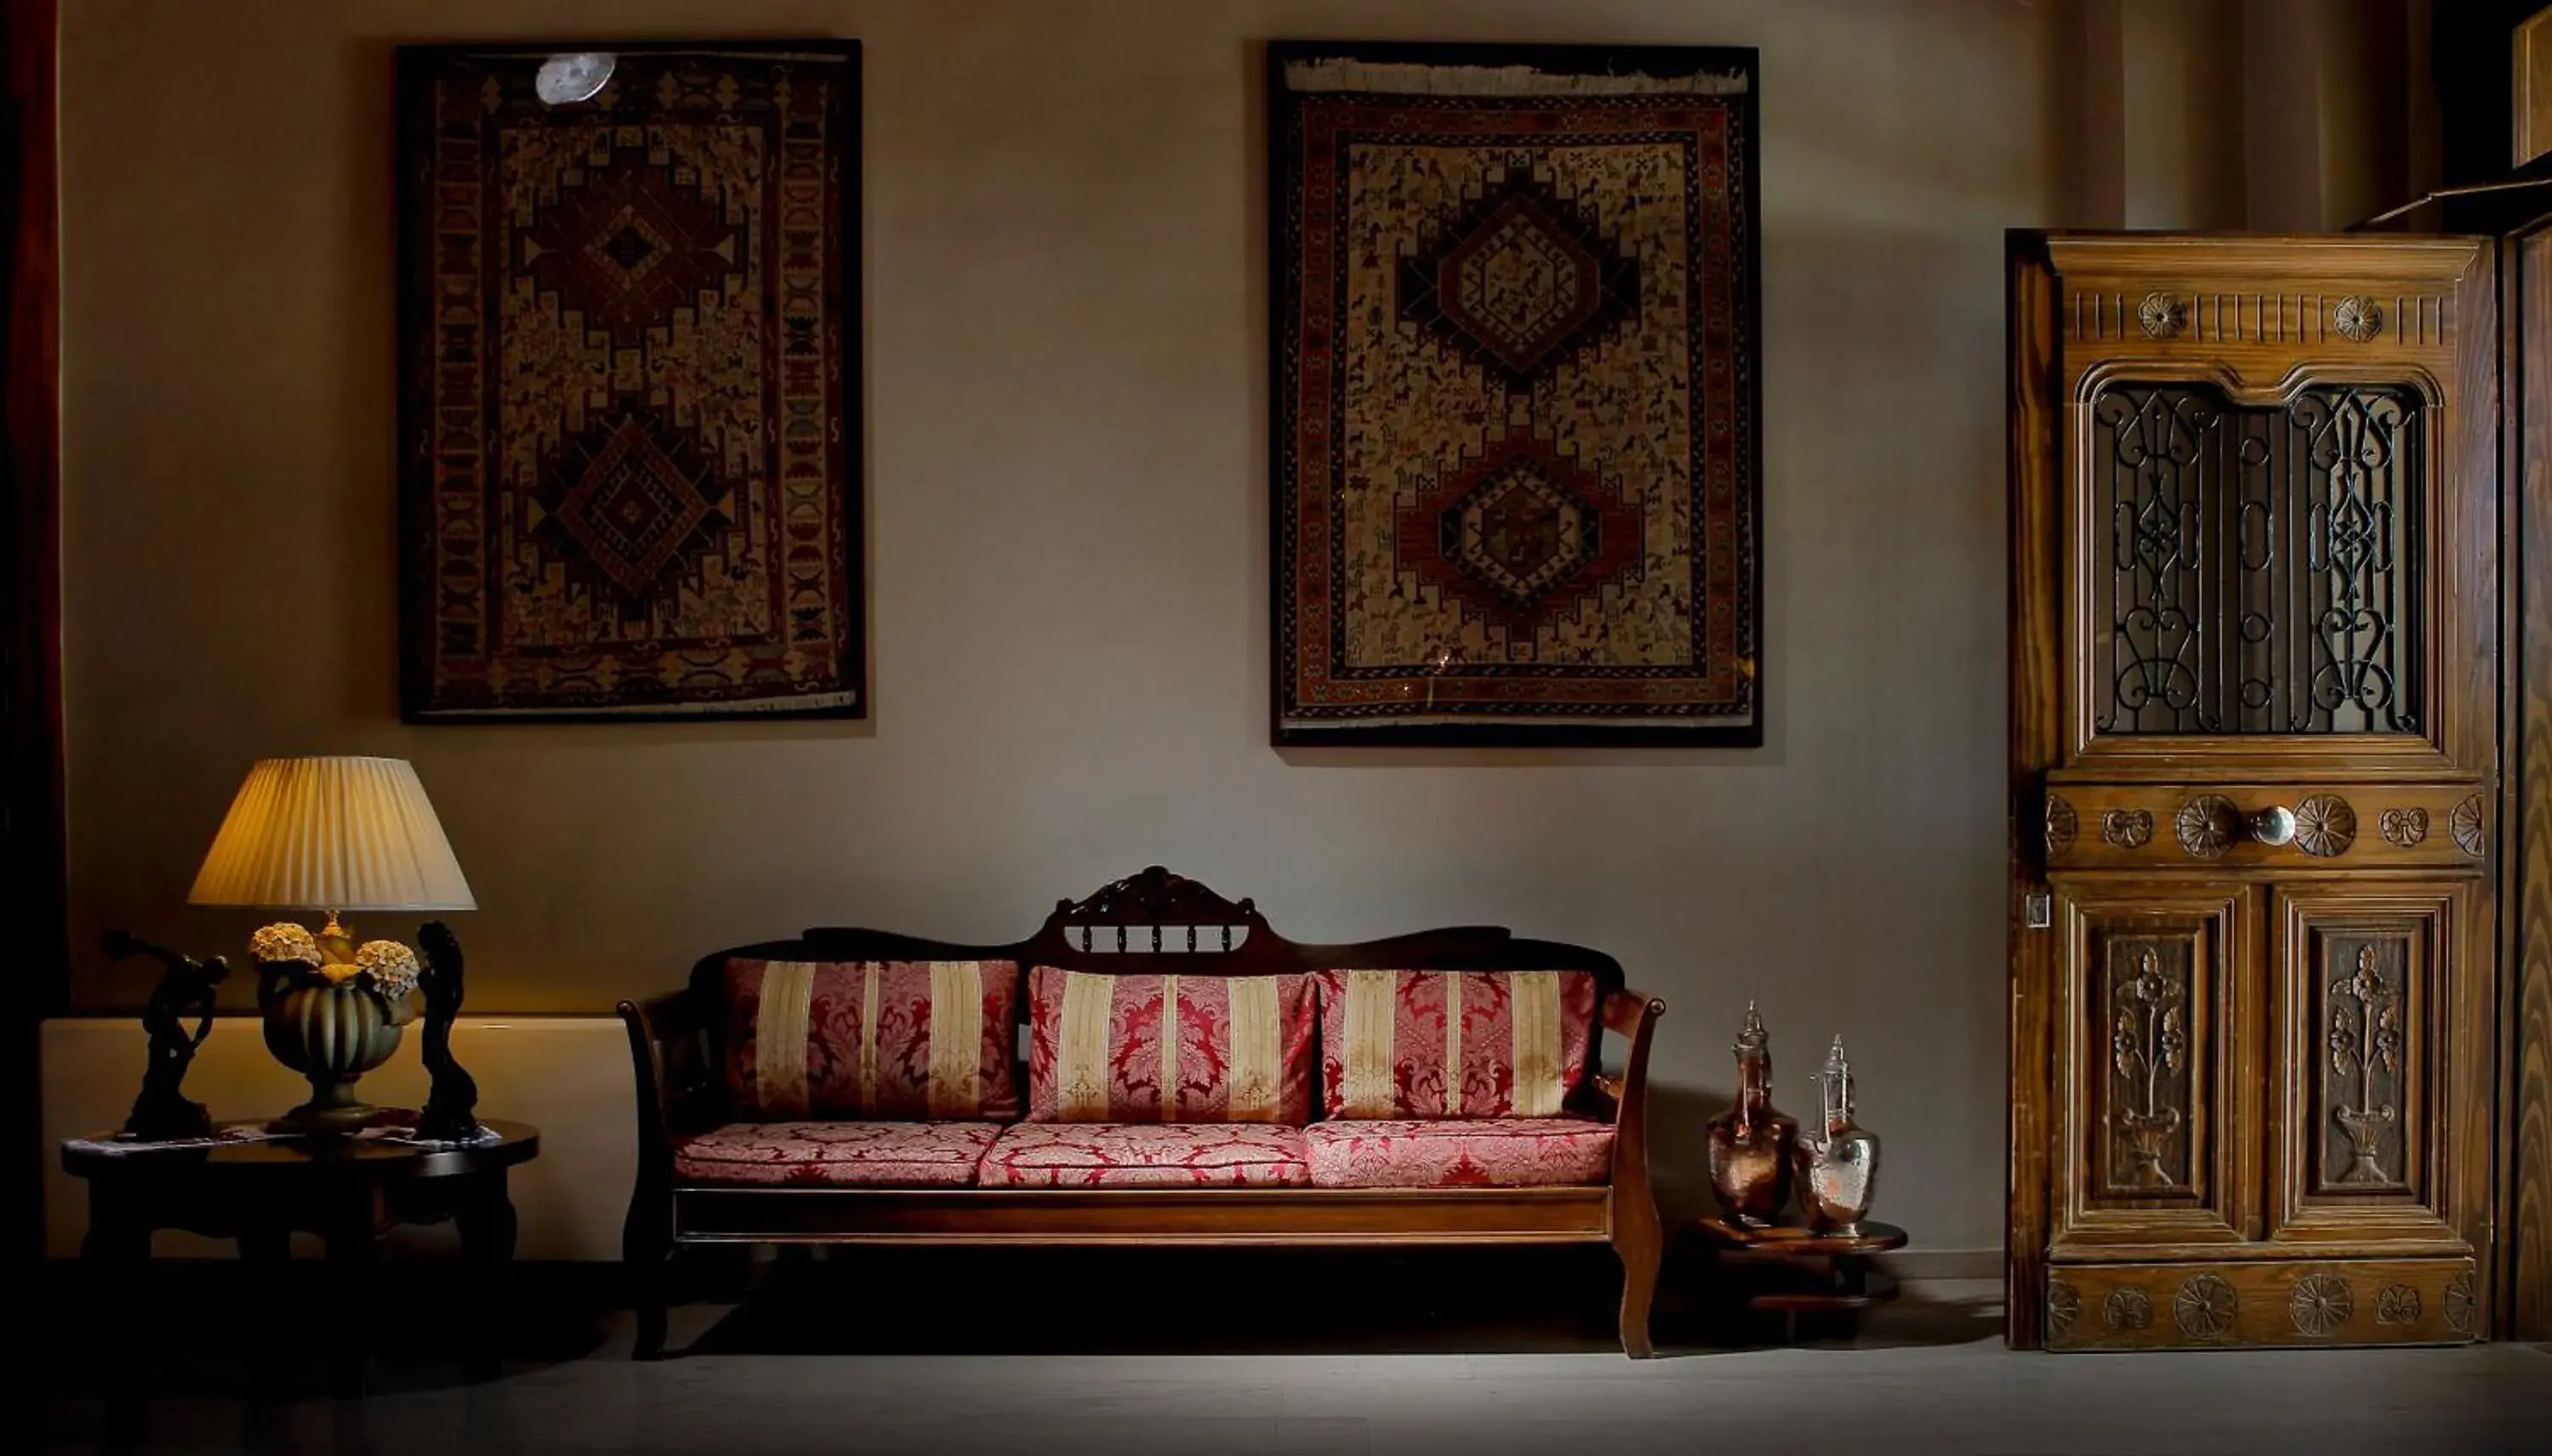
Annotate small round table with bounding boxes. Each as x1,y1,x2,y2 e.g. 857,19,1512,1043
63,1120,539,1387
1695,1216,1907,1342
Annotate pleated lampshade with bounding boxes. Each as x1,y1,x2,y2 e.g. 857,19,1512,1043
187,757,476,912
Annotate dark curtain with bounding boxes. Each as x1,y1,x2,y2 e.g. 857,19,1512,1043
1,0,62,1267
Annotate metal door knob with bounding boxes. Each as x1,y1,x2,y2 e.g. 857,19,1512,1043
2248,805,2298,846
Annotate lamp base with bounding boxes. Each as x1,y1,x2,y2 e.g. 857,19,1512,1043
268,1077,379,1135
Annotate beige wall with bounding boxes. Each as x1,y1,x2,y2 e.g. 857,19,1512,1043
59,0,2061,1254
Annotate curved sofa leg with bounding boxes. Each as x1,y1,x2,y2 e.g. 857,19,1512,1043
1614,1215,1662,1358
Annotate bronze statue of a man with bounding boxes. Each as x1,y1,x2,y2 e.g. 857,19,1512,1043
104,930,229,1140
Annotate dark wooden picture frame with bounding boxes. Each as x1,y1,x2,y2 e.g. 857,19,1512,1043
396,41,866,723
1268,39,1763,747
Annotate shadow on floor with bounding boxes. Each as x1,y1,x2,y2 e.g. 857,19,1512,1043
671,1244,2000,1359
35,1243,2001,1397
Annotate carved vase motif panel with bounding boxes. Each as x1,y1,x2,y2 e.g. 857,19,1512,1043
2091,931,2207,1201
2312,931,2422,1198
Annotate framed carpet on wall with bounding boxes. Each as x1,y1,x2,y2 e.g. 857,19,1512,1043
397,43,863,721
1269,41,1760,746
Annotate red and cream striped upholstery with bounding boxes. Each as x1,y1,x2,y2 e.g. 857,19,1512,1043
724,958,1020,1121
1301,1117,1616,1188
1310,970,1598,1120
1025,968,1314,1123
977,1122,1312,1188
674,1121,1001,1187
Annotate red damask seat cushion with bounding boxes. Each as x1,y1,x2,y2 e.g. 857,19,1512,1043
976,1122,1311,1188
1301,1117,1616,1189
1311,970,1599,1119
1025,967,1315,1123
674,1121,1002,1187
724,958,1020,1121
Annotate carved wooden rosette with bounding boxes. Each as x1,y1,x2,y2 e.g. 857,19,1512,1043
2287,1273,2354,1336
2173,1273,2239,1341
2448,795,2485,857
2175,795,2242,859
2291,793,2356,858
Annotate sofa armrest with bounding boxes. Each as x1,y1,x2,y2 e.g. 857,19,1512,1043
1592,990,1666,1212
1588,987,1666,1125
618,987,724,1178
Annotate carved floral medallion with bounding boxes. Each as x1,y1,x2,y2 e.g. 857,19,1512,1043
2377,807,2428,849
2101,808,2153,850
2373,1285,2422,1328
2103,1286,2153,1331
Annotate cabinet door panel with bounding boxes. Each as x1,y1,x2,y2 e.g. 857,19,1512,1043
2271,884,2484,1254
2054,882,2257,1250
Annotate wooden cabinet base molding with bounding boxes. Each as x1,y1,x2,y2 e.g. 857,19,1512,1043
2044,1257,2480,1351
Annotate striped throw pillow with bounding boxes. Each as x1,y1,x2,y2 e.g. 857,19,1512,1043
1311,970,1598,1120
725,958,1020,1121
1026,968,1315,1123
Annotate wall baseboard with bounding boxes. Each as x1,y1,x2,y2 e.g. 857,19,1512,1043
1875,1248,1999,1282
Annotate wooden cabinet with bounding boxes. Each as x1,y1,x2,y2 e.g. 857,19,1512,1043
2010,235,2497,1350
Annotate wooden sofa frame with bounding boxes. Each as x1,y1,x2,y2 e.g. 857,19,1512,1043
618,867,1667,1356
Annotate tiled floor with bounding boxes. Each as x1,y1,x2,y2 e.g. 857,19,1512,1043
37,1254,2552,1454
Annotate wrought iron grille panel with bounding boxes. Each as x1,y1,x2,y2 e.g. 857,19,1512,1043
2092,382,2423,736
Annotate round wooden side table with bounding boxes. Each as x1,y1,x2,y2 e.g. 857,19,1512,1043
62,1119,539,1388
1695,1216,1907,1343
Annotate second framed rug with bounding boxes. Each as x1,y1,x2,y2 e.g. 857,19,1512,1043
1269,41,1761,745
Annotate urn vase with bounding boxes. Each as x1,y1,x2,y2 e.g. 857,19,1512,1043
262,979,404,1133
1705,1003,1797,1227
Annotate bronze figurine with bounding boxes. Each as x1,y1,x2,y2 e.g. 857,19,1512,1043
1706,1002,1797,1227
415,920,482,1142
1794,1035,1882,1234
102,931,229,1140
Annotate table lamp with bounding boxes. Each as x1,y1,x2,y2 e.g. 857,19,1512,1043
188,756,475,1132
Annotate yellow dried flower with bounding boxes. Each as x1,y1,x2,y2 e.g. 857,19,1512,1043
355,940,422,1000
248,922,322,967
